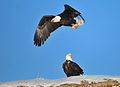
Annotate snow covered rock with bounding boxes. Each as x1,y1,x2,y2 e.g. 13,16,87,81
0,75,120,87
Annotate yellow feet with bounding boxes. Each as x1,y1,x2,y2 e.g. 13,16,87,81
72,24,79,29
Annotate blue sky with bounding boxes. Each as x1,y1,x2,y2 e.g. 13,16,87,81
0,0,120,81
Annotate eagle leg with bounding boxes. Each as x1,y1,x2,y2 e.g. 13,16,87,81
72,24,79,29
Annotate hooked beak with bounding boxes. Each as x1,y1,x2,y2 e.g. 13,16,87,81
69,54,72,57
51,19,55,22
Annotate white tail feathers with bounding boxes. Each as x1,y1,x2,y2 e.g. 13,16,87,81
72,19,84,29
76,19,84,26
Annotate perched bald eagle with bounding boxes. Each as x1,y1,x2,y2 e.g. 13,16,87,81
63,54,84,77
34,4,85,46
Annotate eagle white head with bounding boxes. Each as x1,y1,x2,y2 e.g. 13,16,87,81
66,53,72,61
51,16,61,22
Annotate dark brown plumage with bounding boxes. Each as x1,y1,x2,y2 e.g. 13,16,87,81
34,16,61,46
63,60,84,77
63,54,84,77
34,4,85,46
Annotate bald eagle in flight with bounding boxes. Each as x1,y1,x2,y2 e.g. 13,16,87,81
63,54,84,77
34,4,85,46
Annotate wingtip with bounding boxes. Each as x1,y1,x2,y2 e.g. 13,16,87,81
33,29,42,47
34,41,41,47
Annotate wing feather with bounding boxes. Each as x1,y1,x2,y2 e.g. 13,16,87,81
34,16,62,46
70,61,84,74
59,4,81,18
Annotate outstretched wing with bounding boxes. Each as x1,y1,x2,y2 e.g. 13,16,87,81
59,4,81,18
34,15,62,46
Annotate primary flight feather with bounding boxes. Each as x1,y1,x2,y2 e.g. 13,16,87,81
34,4,85,47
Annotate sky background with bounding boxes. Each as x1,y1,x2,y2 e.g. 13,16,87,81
0,0,120,81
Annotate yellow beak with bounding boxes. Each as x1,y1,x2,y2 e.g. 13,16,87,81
69,54,72,57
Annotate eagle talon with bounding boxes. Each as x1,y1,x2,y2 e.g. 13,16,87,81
72,24,79,29
34,4,85,47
